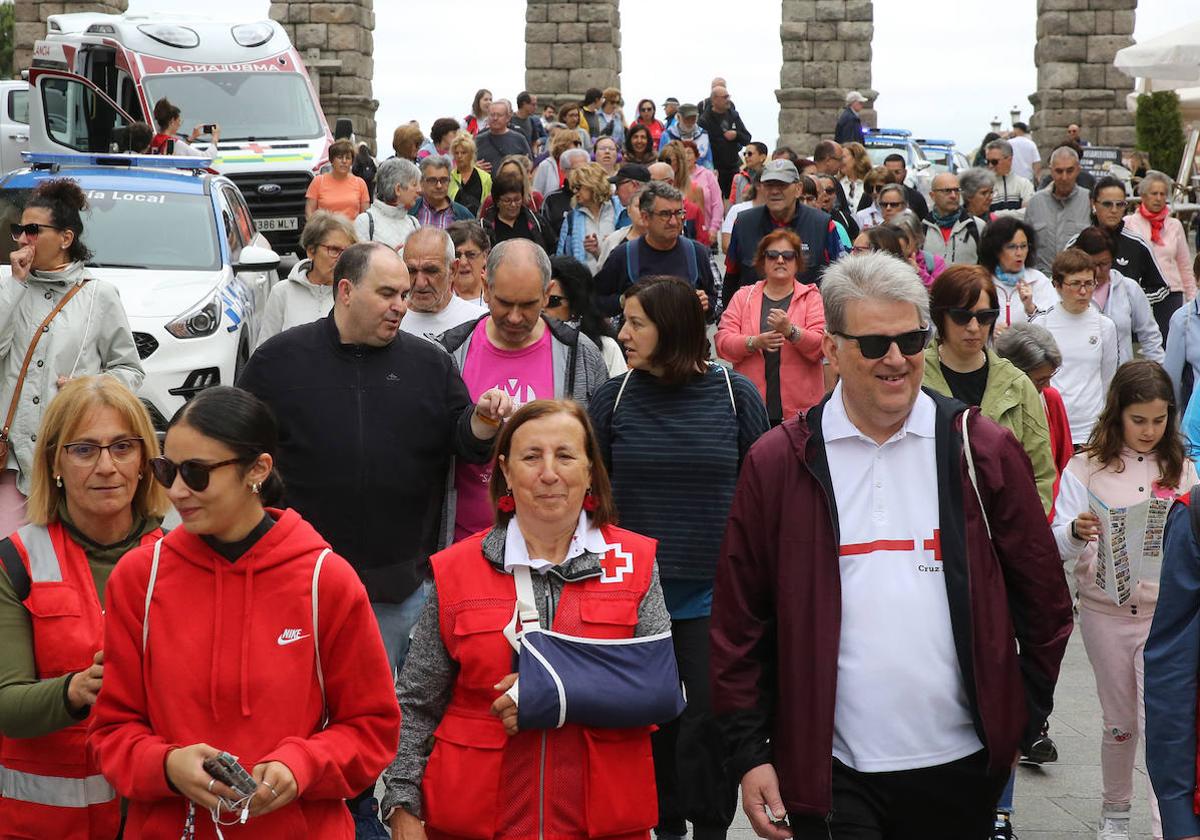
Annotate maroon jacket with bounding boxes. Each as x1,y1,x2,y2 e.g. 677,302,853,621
710,389,1073,817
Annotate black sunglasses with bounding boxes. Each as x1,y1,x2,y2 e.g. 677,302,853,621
942,307,1000,327
764,249,797,261
10,222,62,240
832,327,931,359
547,294,567,308
150,456,246,492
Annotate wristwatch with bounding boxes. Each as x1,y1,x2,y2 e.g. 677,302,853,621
788,324,801,342
746,335,756,352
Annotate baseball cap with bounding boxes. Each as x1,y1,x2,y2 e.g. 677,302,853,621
760,159,800,184
664,97,679,106
610,163,651,184
845,90,868,104
678,103,699,118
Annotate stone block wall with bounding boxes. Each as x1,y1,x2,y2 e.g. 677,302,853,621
12,1,128,76
270,0,378,152
525,0,620,110
1030,0,1136,155
777,0,876,154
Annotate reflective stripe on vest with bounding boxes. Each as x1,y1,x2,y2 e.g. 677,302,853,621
0,765,115,808
16,524,60,582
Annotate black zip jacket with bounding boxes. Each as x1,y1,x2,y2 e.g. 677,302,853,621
236,314,491,603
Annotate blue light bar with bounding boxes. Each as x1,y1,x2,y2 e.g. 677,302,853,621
918,139,956,147
20,151,212,170
867,128,912,137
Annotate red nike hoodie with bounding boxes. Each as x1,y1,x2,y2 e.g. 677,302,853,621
89,508,400,839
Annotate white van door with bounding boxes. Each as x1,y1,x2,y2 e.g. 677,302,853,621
27,68,134,156
1,83,30,174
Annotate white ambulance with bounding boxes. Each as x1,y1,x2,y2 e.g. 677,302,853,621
27,12,334,253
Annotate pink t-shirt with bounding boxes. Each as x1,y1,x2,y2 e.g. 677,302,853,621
454,318,555,540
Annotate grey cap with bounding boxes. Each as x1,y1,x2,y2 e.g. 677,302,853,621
845,90,868,104
678,103,699,118
760,159,800,184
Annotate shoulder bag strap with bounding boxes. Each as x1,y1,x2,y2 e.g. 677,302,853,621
1,280,88,444
512,564,540,631
612,370,634,414
717,363,737,415
0,537,29,602
961,409,992,539
141,537,164,654
312,548,331,726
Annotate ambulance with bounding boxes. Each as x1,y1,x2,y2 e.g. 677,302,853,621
26,12,334,253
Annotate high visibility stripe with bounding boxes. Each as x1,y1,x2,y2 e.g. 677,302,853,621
838,539,916,557
16,524,60,583
0,765,114,808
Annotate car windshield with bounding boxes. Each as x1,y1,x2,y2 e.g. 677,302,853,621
0,186,220,271
142,73,322,141
924,149,953,173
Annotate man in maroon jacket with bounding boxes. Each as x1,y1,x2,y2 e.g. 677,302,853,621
710,252,1073,840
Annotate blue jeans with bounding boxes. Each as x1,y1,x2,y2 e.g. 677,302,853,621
997,767,1016,813
371,580,431,679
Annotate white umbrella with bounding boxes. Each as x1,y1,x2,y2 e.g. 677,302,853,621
1114,19,1200,82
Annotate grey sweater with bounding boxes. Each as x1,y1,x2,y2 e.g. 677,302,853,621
380,523,671,820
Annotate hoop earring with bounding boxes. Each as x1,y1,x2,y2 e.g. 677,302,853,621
55,475,63,488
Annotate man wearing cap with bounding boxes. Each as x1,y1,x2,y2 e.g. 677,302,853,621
611,162,651,230
724,159,845,307
663,98,680,131
835,91,868,144
659,104,713,169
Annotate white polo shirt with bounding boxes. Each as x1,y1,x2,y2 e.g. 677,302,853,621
822,384,982,772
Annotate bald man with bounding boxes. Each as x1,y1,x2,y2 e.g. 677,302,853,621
700,85,752,199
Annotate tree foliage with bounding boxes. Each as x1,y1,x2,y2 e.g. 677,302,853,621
0,2,14,80
1135,90,1186,177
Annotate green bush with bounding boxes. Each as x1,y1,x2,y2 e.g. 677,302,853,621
1135,90,1185,176
0,2,13,80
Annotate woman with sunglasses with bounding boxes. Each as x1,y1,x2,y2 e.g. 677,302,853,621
922,264,1056,513
977,214,1057,334
0,377,165,839
629,99,665,146
1124,172,1195,339
1073,226,1163,365
624,122,658,166
90,386,399,840
257,211,358,349
1,178,142,537
546,255,626,377
590,277,769,840
716,230,826,426
1033,248,1120,448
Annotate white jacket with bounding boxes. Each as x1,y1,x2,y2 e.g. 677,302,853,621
1095,268,1164,365
0,262,143,493
991,268,1057,330
255,259,334,348
354,199,420,252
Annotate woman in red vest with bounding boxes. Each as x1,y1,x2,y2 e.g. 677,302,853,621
0,376,168,839
383,399,672,840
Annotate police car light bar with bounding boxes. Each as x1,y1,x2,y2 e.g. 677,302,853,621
21,151,213,170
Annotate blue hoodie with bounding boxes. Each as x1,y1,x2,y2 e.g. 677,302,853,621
1165,298,1200,460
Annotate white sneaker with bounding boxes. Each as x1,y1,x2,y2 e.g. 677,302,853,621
1097,815,1131,840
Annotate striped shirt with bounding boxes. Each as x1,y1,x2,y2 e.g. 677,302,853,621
587,366,769,582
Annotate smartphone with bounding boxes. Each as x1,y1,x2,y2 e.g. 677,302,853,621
202,124,217,134
202,751,258,798
762,804,790,828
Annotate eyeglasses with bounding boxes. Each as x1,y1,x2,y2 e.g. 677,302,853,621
851,245,872,254
985,158,1003,167
457,248,484,261
832,328,930,359
941,307,1000,327
150,456,247,492
422,176,451,186
1062,279,1098,291
931,187,961,194
822,187,837,195
764,249,797,261
640,106,653,112
648,209,687,221
62,438,143,466
1096,199,1128,210
318,243,345,258
547,294,567,308
497,195,524,206
10,222,63,240
1002,241,1030,252
879,201,905,210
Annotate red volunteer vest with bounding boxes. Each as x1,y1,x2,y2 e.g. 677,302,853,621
0,521,161,840
423,524,659,840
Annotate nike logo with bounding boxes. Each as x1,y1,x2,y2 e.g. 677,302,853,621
277,629,310,646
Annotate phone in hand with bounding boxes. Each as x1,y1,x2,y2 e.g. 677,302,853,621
762,804,790,828
202,751,258,798
202,124,217,135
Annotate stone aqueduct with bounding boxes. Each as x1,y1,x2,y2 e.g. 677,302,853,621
13,0,1139,156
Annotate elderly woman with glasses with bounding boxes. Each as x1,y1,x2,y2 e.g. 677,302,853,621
258,211,359,348
977,215,1057,333
1123,171,1195,338
716,229,827,426
960,166,997,222
478,155,545,219
1033,248,1119,447
448,221,490,306
922,265,1056,513
481,171,554,251
90,386,399,840
0,377,166,839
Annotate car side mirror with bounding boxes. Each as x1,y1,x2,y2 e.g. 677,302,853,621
912,160,932,172
234,245,281,274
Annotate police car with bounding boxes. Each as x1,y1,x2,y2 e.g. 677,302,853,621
0,152,280,428
863,128,934,194
917,139,971,175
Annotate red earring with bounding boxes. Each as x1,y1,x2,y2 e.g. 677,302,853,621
498,492,516,513
583,490,598,511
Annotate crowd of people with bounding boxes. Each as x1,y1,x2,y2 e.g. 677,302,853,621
3,77,1200,840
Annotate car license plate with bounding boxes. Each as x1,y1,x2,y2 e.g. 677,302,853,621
257,217,298,231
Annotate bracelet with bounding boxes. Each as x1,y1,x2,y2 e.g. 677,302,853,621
746,335,756,352
1070,521,1081,541
474,409,501,427
788,324,801,342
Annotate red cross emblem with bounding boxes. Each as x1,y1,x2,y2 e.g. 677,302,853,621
923,530,942,562
246,142,267,154
599,542,633,583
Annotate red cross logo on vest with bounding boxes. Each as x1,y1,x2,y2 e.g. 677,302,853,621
923,530,942,562
599,542,634,583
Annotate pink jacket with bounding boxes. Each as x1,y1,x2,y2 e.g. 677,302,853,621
1125,213,1196,299
690,165,724,237
715,279,825,419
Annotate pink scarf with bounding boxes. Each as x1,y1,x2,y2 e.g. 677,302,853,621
1138,202,1169,244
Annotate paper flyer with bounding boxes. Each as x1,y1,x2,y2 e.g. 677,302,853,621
1088,491,1171,606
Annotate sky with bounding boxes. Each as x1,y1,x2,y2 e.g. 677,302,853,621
106,0,1199,153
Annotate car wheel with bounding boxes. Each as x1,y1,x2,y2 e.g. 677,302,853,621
234,332,250,383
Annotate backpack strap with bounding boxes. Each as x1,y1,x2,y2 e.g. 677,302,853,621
312,548,331,725
961,409,992,539
1188,484,1200,550
141,538,163,654
626,237,640,282
0,537,29,602
685,239,700,285
612,370,634,414
716,363,737,415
